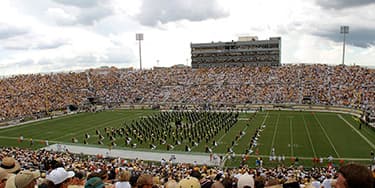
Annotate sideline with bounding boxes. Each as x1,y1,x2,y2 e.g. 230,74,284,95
42,144,217,166
41,144,372,162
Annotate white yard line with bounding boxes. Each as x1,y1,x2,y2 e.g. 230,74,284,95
219,112,268,166
313,113,341,158
363,127,374,137
54,117,128,140
261,112,269,127
289,118,294,156
218,112,268,143
255,111,269,149
270,113,280,154
302,115,317,157
361,125,375,141
338,114,375,150
242,126,249,134
217,131,227,143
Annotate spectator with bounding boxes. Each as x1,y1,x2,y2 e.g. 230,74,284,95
177,177,200,188
0,168,10,188
237,170,254,188
164,179,178,188
46,167,75,188
335,163,373,188
85,177,104,188
115,170,131,188
321,174,333,188
0,65,374,121
5,170,40,188
211,181,224,188
0,157,21,174
1,147,374,188
136,174,153,188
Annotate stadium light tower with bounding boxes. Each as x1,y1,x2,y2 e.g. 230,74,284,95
340,26,349,65
136,33,144,70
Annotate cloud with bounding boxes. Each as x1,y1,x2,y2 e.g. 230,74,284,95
0,58,35,70
314,0,375,9
274,2,375,49
15,59,36,67
49,51,135,72
0,41,136,75
70,45,135,67
51,0,114,25
52,0,101,8
34,39,69,49
314,27,375,48
46,8,77,25
0,23,29,39
137,0,229,26
77,6,113,25
1,34,69,50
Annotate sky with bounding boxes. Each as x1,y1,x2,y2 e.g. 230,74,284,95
0,0,375,75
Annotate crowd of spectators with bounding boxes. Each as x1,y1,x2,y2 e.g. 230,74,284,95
0,147,374,188
0,73,88,121
0,64,374,121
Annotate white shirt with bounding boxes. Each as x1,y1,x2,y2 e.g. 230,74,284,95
115,181,131,188
321,178,332,188
311,180,321,188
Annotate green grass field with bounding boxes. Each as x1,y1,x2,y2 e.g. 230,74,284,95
0,109,374,167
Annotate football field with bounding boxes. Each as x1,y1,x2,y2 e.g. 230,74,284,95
0,109,374,167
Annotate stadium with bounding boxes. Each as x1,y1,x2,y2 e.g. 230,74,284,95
1,1,375,187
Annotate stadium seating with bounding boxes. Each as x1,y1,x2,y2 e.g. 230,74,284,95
0,64,374,121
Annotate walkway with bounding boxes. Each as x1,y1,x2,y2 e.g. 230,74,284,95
42,144,218,166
